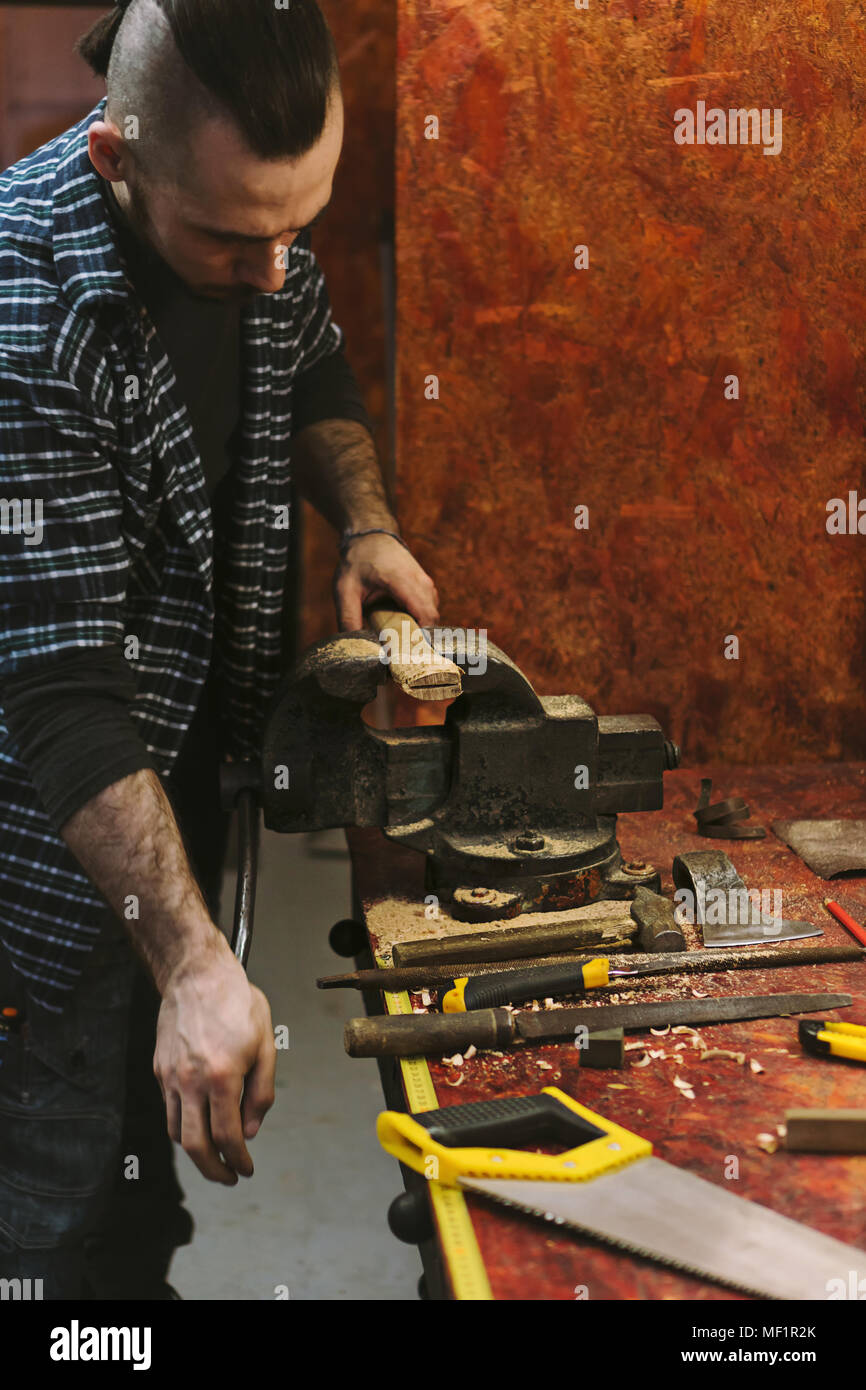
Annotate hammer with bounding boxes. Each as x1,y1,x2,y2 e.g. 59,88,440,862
630,886,687,953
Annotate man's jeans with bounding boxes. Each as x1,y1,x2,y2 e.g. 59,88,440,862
0,683,231,1299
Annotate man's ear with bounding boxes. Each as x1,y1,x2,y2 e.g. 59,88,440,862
87,120,128,183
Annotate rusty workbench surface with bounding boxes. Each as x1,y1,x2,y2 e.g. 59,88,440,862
347,762,866,1301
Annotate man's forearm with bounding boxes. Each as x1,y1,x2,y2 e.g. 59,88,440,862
60,768,225,994
289,418,397,534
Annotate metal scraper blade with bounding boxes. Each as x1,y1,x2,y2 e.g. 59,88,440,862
702,915,822,948
462,1157,866,1300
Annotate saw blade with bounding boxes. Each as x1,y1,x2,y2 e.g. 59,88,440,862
515,991,852,1040
462,1157,866,1299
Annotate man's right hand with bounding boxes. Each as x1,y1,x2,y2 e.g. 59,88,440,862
153,938,276,1185
59,765,278,1186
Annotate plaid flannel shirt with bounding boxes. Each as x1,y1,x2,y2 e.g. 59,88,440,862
0,99,349,1010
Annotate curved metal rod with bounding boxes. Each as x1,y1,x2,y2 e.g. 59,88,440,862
230,788,260,970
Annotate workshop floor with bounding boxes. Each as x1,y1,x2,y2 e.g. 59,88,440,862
169,826,420,1300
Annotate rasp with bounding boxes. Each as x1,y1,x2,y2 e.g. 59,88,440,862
344,991,852,1057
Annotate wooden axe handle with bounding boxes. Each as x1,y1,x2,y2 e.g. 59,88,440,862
367,602,462,702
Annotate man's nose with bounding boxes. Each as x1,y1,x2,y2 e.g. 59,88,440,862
236,238,294,294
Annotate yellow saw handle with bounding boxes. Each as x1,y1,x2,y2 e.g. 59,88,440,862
377,1087,651,1185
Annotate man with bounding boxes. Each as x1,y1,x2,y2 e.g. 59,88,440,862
0,0,437,1298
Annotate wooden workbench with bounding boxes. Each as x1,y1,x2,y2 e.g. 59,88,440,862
347,762,866,1300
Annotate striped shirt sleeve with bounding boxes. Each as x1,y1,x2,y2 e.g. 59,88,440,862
0,357,129,675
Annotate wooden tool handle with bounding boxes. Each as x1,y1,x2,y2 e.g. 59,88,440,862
344,1008,514,1058
368,602,462,702
392,921,637,968
784,1109,866,1153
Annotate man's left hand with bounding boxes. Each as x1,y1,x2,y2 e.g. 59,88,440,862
334,533,439,630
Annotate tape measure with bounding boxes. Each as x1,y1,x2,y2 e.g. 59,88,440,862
379,968,493,1300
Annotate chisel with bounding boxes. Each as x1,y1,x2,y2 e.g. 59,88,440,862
344,990,852,1058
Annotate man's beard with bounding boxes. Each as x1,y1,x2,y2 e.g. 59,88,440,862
114,177,168,272
114,178,260,302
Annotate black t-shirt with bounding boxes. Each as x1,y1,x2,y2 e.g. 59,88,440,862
101,176,244,503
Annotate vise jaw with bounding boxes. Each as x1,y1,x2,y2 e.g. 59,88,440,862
222,629,679,922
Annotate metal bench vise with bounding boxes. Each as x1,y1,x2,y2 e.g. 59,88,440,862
220,627,680,958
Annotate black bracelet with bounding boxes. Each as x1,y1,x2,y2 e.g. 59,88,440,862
339,528,409,559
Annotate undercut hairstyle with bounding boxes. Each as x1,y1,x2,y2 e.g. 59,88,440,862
76,0,340,178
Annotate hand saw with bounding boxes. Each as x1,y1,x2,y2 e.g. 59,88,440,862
378,1088,866,1300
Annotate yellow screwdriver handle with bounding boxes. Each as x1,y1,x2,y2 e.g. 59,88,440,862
819,1021,866,1063
442,957,610,1013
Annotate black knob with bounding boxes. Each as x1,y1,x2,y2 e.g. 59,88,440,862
513,829,545,852
328,918,367,958
387,1189,434,1244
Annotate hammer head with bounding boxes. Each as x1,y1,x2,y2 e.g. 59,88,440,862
630,887,687,953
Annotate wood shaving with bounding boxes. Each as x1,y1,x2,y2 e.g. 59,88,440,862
673,1075,696,1099
536,1060,554,1070
420,991,432,1007
650,1026,671,1036
672,1026,700,1035
464,1045,477,1060
607,1083,629,1089
442,1054,464,1066
749,1058,765,1074
445,1072,465,1087
632,1051,652,1068
625,1041,646,1052
691,989,709,998
756,1132,779,1153
776,1124,787,1138
698,1048,745,1064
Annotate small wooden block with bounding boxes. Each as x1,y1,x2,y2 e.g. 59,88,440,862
783,1108,866,1153
579,1028,625,1070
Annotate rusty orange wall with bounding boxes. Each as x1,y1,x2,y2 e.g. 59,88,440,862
394,0,866,764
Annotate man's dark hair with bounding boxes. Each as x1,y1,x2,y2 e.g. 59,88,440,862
77,0,340,164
